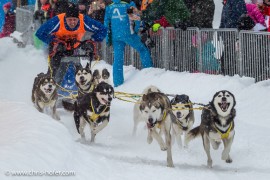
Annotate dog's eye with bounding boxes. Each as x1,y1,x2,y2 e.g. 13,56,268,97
152,110,156,112
83,72,88,75
226,95,230,97
218,95,222,97
145,110,148,113
77,73,81,76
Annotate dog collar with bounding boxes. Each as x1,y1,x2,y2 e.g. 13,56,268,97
214,122,233,139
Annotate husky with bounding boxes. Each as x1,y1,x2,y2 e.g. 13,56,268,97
134,86,174,167
92,68,111,85
185,90,236,168
170,94,195,149
31,73,60,120
62,82,114,143
75,63,94,97
132,85,161,136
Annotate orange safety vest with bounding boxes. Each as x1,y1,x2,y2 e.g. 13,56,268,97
54,13,86,49
141,0,153,11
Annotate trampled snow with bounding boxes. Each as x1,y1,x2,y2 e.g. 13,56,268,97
0,34,270,180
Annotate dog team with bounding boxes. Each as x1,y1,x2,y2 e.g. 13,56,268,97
32,64,237,168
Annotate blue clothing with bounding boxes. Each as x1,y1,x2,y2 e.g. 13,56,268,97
197,41,220,72
35,14,107,44
104,0,153,87
220,0,247,28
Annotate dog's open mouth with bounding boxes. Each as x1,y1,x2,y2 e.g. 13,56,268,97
45,88,53,93
101,98,110,105
218,102,230,112
147,123,155,129
79,80,87,85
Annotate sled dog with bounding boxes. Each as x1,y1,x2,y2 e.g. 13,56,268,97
134,86,174,167
31,73,59,120
63,82,114,142
132,85,161,136
75,63,94,97
186,90,236,168
92,68,111,85
170,94,195,149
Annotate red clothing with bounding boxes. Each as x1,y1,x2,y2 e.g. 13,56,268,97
263,5,270,32
154,16,171,28
0,12,16,38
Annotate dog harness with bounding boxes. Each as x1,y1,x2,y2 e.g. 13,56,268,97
89,99,108,122
156,110,167,129
214,122,233,139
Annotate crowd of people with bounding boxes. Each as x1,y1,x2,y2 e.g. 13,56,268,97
1,0,270,85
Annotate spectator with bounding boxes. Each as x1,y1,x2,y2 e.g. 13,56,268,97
219,0,247,75
88,0,106,23
77,0,88,15
263,0,270,32
35,3,107,82
34,0,52,24
104,0,153,87
192,33,220,74
0,2,15,38
246,3,266,29
50,0,69,16
220,0,247,28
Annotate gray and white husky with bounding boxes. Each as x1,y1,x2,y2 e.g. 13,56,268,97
32,73,59,120
170,94,195,149
133,86,174,167
186,90,236,168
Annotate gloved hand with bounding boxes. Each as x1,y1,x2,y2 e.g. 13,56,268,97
34,10,44,20
152,23,161,32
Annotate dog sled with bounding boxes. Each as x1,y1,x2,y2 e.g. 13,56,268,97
51,40,97,107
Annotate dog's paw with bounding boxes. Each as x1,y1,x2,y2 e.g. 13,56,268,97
225,156,232,163
147,135,153,144
207,160,213,168
160,145,168,151
167,163,174,168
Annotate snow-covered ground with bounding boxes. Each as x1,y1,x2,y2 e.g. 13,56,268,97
0,35,270,180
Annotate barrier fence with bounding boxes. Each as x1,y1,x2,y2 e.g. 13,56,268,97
16,7,270,82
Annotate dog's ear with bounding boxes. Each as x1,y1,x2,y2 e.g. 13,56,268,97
102,68,110,77
142,94,147,101
85,63,90,70
75,64,82,71
139,103,146,111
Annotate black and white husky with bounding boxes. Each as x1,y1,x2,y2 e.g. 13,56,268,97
186,90,236,168
92,68,111,86
31,73,60,120
133,86,174,167
75,63,94,97
170,94,195,149
63,82,114,143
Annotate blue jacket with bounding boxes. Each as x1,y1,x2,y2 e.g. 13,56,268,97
220,0,247,28
104,0,138,41
35,14,107,44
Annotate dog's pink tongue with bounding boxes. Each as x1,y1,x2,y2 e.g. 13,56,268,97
221,102,227,109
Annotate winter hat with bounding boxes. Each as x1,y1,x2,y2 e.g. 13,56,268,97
3,2,12,9
65,3,79,18
78,0,87,5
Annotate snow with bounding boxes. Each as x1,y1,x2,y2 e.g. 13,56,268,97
1,1,270,179
1,35,270,180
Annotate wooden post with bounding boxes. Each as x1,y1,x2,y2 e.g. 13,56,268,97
17,0,21,8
